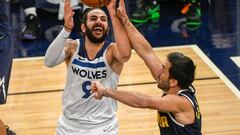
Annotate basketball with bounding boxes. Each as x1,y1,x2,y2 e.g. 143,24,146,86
81,0,110,7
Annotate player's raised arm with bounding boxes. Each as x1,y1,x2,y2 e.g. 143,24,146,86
44,0,76,67
91,81,184,113
106,0,131,63
116,0,163,81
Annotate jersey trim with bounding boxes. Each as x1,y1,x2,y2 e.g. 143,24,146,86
72,59,106,68
167,112,185,127
102,43,120,76
167,89,195,127
178,89,195,107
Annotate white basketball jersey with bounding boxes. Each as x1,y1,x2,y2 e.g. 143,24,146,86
61,39,119,129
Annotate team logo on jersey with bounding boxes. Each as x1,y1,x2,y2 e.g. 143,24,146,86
72,66,107,79
71,58,108,98
158,115,169,128
72,58,107,79
78,56,85,60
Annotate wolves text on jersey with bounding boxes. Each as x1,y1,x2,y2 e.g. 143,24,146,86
72,66,107,80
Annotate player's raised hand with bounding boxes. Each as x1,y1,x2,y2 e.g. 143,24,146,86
106,0,116,15
64,0,74,32
117,0,130,26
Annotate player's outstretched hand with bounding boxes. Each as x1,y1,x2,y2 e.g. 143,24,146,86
91,81,106,100
106,0,116,15
117,0,130,26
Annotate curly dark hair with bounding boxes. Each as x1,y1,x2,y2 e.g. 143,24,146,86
82,8,106,25
167,52,196,89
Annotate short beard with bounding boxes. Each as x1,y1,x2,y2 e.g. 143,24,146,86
85,25,108,44
158,80,170,92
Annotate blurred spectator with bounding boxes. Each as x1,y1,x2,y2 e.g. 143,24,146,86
20,0,40,41
130,0,160,26
130,0,201,31
182,0,202,30
21,0,88,41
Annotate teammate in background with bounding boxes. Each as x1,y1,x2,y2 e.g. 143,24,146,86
91,0,202,134
44,0,131,134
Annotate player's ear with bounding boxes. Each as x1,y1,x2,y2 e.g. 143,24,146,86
169,79,178,87
81,23,86,33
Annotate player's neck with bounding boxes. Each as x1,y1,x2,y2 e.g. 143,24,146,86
166,86,180,95
85,39,104,60
85,38,104,47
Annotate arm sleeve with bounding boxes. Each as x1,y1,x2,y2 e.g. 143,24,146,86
44,28,70,67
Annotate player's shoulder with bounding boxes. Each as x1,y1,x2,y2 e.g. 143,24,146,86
65,39,78,49
66,39,78,45
105,42,117,58
106,42,116,50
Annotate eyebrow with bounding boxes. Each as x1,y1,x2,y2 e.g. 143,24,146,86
90,15,107,18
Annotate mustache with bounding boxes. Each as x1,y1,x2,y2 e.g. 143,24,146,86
92,24,104,30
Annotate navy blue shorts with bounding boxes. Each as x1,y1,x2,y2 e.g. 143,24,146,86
0,34,13,104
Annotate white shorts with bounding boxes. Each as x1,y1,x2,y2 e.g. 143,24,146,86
56,116,119,135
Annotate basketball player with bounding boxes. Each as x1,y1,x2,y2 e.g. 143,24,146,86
91,0,202,134
44,0,131,134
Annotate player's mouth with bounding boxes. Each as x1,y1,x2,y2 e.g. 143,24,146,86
93,26,103,35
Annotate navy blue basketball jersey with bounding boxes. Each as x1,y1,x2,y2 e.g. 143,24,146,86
157,85,202,135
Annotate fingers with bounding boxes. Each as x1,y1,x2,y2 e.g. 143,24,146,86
65,5,74,15
107,0,115,5
119,0,126,10
91,82,96,91
64,0,70,10
119,0,125,7
64,0,74,16
91,82,99,99
93,92,100,99
64,0,74,30
106,0,112,5
116,8,122,17
116,0,130,26
91,82,99,94
92,88,102,100
91,81,105,100
106,0,116,13
117,0,125,17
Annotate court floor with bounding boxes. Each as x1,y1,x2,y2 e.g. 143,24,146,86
1,45,240,135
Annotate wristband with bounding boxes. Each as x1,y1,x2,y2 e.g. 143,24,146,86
64,25,72,31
